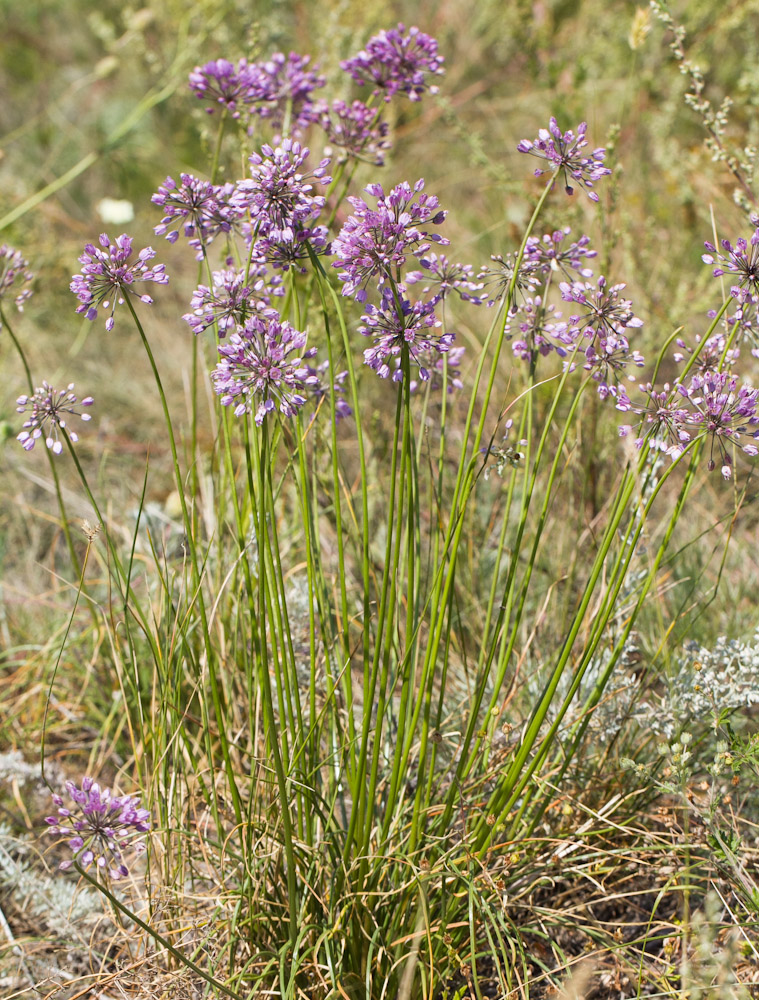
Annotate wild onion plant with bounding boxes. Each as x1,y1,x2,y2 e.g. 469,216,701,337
9,21,759,999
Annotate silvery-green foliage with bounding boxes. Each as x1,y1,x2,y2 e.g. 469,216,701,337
0,824,101,932
639,629,759,739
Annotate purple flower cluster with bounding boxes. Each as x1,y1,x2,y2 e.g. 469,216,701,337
517,119,611,201
360,292,455,380
70,234,168,331
332,178,480,384
46,778,151,880
524,229,596,278
332,179,448,301
152,174,238,257
211,315,319,424
233,140,331,242
16,382,93,454
189,58,254,118
491,228,644,407
245,52,324,133
183,266,282,337
559,277,644,407
622,372,759,479
189,52,324,133
0,244,34,318
406,253,485,304
341,24,444,102
703,225,759,356
320,99,391,166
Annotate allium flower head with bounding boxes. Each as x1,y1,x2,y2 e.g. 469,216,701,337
246,51,324,132
620,382,693,460
673,333,738,372
623,373,759,478
183,267,282,337
703,228,759,297
212,316,318,424
0,244,34,318
517,118,611,201
506,295,572,361
320,99,391,165
360,293,455,381
524,229,597,278
233,140,331,242
686,371,759,478
70,233,168,331
559,277,644,403
477,252,541,310
16,382,93,454
152,174,237,254
189,58,254,118
561,277,643,341
332,179,448,301
341,24,444,102
406,253,486,304
45,777,151,880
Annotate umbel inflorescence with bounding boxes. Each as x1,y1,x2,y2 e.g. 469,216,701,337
46,779,151,880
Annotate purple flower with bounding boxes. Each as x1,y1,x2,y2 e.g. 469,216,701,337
559,277,644,403
183,267,282,337
45,777,151,880
211,316,318,424
253,224,330,274
360,293,455,381
673,333,739,372
232,140,331,242
517,118,611,201
406,253,486,304
686,371,759,478
16,381,93,454
560,277,643,342
152,174,238,256
702,228,759,296
623,373,759,478
524,229,597,278
0,244,34,319
341,24,444,102
319,99,391,165
189,58,254,118
246,51,325,132
506,295,573,361
620,382,693,460
332,179,448,302
70,233,168,331
477,252,541,309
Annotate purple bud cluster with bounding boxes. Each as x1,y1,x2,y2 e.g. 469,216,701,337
16,382,93,454
46,778,151,880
